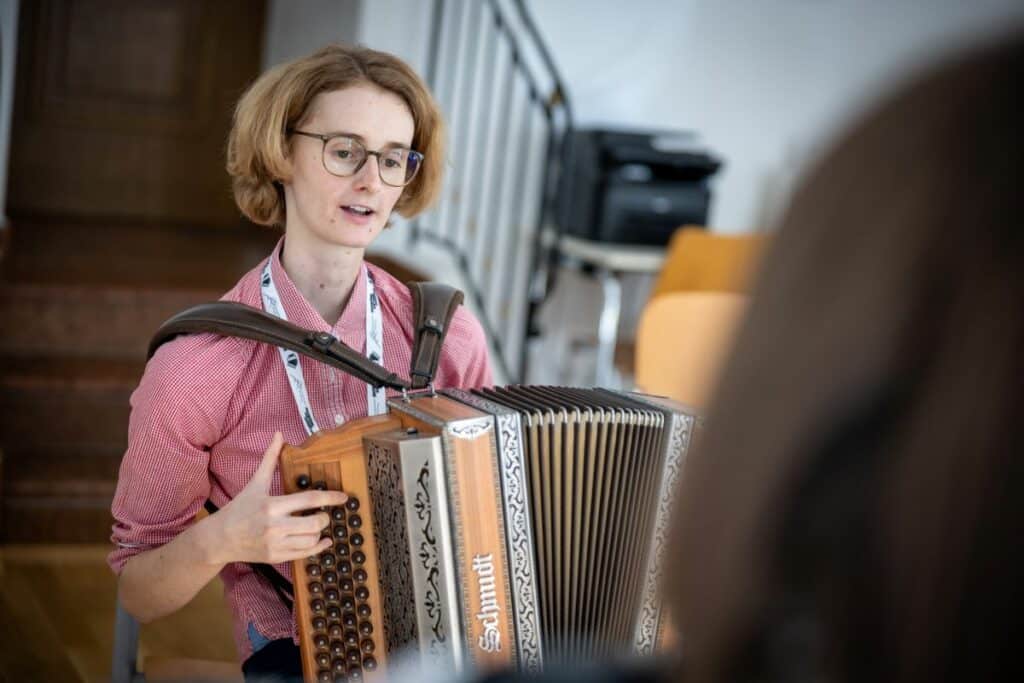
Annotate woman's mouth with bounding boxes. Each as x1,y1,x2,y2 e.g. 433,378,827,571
341,204,375,224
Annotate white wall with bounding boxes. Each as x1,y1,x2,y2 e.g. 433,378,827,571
527,0,1024,232
263,0,361,69
338,1,1024,384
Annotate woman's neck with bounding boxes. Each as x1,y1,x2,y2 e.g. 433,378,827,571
280,234,365,327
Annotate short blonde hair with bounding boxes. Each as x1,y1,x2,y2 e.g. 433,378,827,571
226,44,445,227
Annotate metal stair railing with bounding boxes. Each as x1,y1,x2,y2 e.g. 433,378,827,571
412,0,572,382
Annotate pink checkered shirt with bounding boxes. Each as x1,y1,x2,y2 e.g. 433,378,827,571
108,240,492,661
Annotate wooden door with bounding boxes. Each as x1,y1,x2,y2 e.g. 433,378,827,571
0,0,269,543
8,0,265,227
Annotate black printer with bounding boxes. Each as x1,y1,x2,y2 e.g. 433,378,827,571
556,128,722,246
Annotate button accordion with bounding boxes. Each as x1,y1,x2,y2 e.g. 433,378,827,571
281,386,697,682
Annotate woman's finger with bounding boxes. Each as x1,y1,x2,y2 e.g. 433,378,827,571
272,490,349,515
276,511,331,536
271,536,332,562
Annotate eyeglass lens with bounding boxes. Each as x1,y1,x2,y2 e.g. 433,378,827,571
323,136,421,186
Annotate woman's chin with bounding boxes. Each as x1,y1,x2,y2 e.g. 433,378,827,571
333,228,382,250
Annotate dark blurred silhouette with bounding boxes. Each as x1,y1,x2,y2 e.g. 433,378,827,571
474,26,1024,683
670,28,1024,683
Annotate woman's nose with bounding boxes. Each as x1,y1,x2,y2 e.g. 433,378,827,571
353,155,382,192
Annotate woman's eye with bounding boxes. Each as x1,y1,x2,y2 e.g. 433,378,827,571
332,150,351,160
383,158,402,168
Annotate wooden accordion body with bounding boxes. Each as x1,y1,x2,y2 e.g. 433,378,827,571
280,387,697,682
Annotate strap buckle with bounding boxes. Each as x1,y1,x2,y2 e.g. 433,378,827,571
401,383,436,402
307,331,336,353
422,316,444,335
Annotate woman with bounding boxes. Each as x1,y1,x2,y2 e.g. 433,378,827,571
108,44,492,679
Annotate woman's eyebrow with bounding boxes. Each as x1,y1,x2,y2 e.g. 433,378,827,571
324,131,412,148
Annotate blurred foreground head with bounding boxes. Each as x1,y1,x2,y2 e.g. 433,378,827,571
670,31,1023,683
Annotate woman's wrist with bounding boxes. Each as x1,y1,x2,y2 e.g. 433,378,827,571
190,510,230,568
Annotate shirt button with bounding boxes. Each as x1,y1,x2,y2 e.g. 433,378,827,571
334,414,345,425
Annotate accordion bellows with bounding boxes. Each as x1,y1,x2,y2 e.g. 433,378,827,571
281,387,696,681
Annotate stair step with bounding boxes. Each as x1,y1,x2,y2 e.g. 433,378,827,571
0,219,279,289
0,283,222,358
1,446,124,543
0,357,142,448
2,497,115,543
3,445,123,491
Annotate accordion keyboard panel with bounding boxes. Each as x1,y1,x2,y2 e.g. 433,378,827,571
282,416,400,683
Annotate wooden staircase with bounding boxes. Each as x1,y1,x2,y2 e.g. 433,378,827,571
0,220,426,543
0,220,277,542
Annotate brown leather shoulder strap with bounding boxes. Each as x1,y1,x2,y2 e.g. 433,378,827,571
148,302,410,391
407,282,464,389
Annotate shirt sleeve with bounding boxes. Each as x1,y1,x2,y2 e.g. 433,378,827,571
437,305,494,390
107,333,249,574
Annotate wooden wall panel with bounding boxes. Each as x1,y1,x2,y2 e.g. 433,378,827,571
8,0,265,227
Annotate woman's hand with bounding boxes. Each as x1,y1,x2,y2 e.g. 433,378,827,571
205,432,348,565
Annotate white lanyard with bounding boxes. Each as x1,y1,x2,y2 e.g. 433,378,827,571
260,256,386,436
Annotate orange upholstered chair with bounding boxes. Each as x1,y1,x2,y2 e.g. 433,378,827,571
635,226,767,408
634,292,748,409
649,226,767,300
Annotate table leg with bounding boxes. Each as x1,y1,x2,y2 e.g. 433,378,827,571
595,269,621,388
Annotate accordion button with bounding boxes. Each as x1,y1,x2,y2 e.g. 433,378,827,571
316,652,330,667
347,648,361,665
332,659,347,674
363,656,377,671
345,630,359,647
338,561,352,576
360,638,375,654
330,640,344,657
307,564,322,577
312,617,327,631
326,606,341,620
350,533,364,548
340,578,354,593
345,497,360,512
357,604,372,618
316,670,331,682
358,621,373,636
324,589,340,603
355,586,370,601
328,624,343,638
323,571,338,585
335,543,350,558
296,474,311,489
333,526,348,541
352,551,366,565
348,514,362,529
348,668,364,681
312,599,326,613
314,634,329,649
321,554,336,568
314,481,327,491
340,596,355,610
309,582,323,595
342,612,357,628
353,569,368,583
331,507,345,522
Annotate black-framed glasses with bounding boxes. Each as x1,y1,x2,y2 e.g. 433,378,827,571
289,129,423,187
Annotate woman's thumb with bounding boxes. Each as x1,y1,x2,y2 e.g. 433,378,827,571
252,431,285,490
